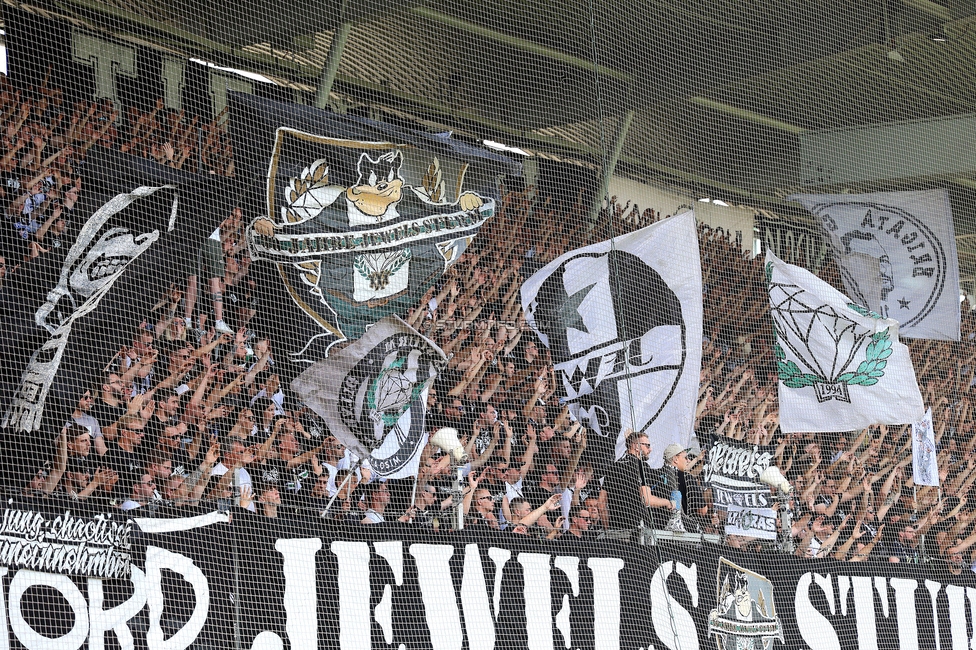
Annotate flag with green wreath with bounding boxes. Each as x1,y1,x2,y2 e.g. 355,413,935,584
765,251,924,433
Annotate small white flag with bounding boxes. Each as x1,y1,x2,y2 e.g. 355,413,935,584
766,251,924,433
912,408,939,487
789,189,960,341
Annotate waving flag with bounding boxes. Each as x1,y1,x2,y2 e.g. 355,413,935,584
912,408,939,487
789,190,959,340
291,315,447,478
766,251,924,432
232,94,517,366
521,212,702,470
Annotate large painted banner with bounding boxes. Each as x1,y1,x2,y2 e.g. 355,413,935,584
0,149,229,444
0,507,973,649
233,93,518,366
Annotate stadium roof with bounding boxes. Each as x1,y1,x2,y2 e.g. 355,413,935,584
10,0,976,278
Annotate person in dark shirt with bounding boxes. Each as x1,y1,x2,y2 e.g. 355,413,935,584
562,506,596,541
661,443,704,531
600,431,676,530
89,372,128,438
103,414,147,495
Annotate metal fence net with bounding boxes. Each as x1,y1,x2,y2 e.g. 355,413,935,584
0,1,973,649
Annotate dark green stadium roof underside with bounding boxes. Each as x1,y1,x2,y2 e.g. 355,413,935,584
10,0,976,276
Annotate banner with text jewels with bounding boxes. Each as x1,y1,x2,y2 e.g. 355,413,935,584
0,507,972,649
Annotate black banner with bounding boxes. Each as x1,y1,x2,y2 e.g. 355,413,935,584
758,213,831,274
0,509,974,649
702,437,777,509
0,148,232,440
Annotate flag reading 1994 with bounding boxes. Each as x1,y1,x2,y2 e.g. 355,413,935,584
766,251,924,433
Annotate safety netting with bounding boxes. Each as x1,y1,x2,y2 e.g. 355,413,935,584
0,1,973,649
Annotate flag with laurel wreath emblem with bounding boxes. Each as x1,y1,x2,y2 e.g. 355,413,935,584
766,251,924,432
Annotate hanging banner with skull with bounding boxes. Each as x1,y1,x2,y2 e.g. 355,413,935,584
291,315,447,478
766,250,925,433
2,187,174,432
789,189,960,341
232,94,517,367
0,149,229,437
521,212,703,471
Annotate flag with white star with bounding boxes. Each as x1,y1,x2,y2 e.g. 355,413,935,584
789,189,960,341
521,212,703,470
767,251,924,433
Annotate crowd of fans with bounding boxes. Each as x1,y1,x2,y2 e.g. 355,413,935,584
4,73,976,575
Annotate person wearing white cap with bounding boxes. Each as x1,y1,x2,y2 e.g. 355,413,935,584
661,442,703,532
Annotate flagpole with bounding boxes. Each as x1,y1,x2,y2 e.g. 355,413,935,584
408,474,420,513
322,458,362,517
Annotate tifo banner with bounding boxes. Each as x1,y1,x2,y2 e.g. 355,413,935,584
702,437,778,540
234,94,517,364
0,511,972,649
913,407,939,487
789,190,960,341
766,251,925,433
521,212,703,469
0,148,228,435
1,185,175,432
292,315,448,478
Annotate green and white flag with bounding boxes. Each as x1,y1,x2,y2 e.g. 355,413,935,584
766,251,924,433
291,315,448,478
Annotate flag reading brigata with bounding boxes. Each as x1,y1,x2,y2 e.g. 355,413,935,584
766,251,924,433
789,189,960,340
521,212,703,469
291,315,447,478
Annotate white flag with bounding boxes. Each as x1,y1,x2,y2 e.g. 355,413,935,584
766,251,924,433
788,189,960,340
912,408,939,487
521,212,703,469
291,315,447,479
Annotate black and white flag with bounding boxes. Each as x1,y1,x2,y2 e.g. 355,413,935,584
789,190,960,340
766,251,924,433
912,407,939,487
0,149,228,436
521,212,703,470
291,315,447,478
